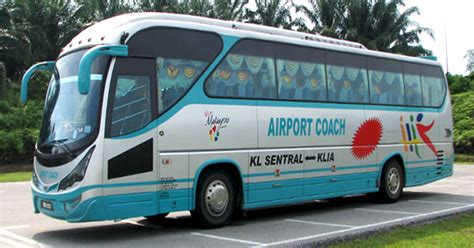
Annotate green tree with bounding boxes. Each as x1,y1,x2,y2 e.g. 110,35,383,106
295,0,345,37
78,0,134,22
296,0,433,56
465,49,474,74
447,73,474,94
245,0,303,29
451,92,474,154
0,0,87,77
135,0,179,12
210,0,248,20
0,2,33,78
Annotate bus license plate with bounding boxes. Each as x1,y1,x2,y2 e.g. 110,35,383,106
41,200,54,211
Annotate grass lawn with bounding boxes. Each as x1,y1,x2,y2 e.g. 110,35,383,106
0,171,31,183
332,212,474,248
455,153,474,164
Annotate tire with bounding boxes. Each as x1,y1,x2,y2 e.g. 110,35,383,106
378,159,404,203
145,213,168,222
192,170,235,228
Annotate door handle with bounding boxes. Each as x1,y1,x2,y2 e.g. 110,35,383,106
272,183,283,188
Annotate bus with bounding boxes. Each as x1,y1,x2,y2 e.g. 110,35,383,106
22,13,453,228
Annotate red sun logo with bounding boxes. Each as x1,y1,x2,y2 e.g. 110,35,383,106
351,118,383,160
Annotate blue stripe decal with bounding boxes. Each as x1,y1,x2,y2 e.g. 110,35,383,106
405,159,446,165
32,178,193,201
245,164,379,178
33,159,444,200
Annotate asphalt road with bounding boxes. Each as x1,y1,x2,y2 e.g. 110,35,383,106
1,165,473,247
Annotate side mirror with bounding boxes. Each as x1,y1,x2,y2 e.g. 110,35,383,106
78,45,128,94
21,61,55,103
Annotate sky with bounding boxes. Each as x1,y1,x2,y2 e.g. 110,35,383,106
403,0,473,75
287,0,473,75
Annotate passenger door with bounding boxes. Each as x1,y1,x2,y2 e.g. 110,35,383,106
102,58,159,219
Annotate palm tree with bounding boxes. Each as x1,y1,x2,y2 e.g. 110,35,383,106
210,0,249,21
1,0,87,77
295,0,345,37
465,49,474,74
245,0,303,30
297,0,433,56
167,0,213,16
78,0,134,22
0,3,32,78
136,0,179,12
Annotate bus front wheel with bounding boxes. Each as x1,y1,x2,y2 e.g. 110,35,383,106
378,159,404,203
192,170,235,228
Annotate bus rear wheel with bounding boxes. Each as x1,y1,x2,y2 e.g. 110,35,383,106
379,159,404,203
192,171,235,228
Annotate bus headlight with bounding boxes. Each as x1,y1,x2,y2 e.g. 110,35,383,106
59,146,95,191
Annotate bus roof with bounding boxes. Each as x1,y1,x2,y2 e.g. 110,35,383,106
62,12,441,69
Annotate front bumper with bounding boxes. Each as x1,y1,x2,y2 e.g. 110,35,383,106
31,185,107,222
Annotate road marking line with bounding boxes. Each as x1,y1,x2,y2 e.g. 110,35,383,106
1,225,30,230
410,200,472,205
355,208,419,215
285,219,355,228
0,230,38,246
443,180,473,183
0,235,26,248
1,197,30,201
191,232,263,245
420,184,459,188
261,204,474,247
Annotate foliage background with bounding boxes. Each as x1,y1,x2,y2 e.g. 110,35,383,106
0,0,472,165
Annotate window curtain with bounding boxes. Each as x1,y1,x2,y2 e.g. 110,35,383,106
245,56,264,74
346,67,359,81
226,54,244,70
329,65,345,80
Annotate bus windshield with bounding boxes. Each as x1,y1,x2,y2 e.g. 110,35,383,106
37,50,108,159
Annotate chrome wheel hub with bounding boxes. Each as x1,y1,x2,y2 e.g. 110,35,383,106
387,167,401,194
205,180,229,217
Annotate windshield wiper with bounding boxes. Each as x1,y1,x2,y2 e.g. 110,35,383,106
37,139,76,158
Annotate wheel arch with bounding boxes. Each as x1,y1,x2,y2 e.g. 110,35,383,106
192,158,245,210
377,152,406,187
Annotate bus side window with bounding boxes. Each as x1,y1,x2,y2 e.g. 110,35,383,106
368,58,405,105
205,40,277,99
326,51,368,104
275,44,327,102
421,76,445,107
420,65,446,108
404,74,422,106
277,60,298,100
157,58,205,113
111,75,152,137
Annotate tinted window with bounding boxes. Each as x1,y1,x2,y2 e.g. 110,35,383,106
205,40,277,99
128,28,222,114
369,58,405,105
421,66,446,107
326,52,369,103
111,75,152,136
403,63,422,106
152,29,222,113
276,45,327,101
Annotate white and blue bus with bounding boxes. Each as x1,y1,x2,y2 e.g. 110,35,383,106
22,13,453,228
